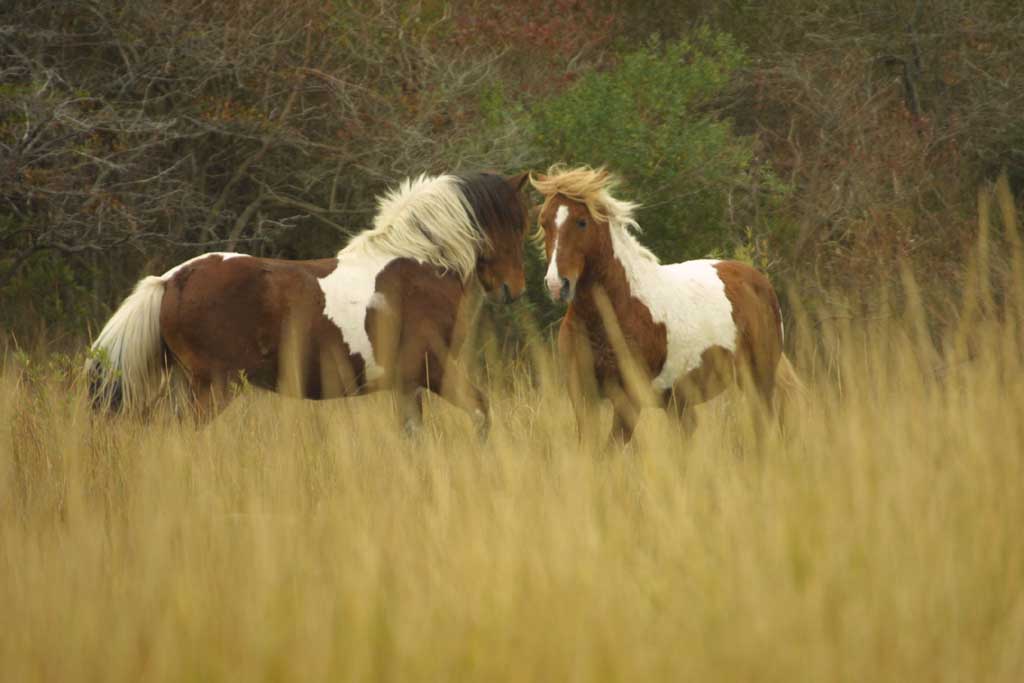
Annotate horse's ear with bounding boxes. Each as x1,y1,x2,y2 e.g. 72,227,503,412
506,171,530,192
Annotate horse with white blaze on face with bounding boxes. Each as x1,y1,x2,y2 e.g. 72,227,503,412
532,164,802,445
86,172,530,434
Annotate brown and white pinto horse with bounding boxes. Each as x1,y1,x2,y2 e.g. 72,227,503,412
87,172,530,433
532,165,800,445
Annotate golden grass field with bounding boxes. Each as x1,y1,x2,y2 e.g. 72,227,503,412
3,196,1024,682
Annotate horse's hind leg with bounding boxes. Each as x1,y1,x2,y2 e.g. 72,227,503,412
754,367,776,418
669,348,732,440
187,371,233,426
667,393,698,437
752,327,783,423
609,409,636,447
737,358,777,442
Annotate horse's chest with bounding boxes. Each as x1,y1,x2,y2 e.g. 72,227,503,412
585,316,666,384
316,253,395,380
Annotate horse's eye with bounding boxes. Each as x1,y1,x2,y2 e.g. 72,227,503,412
576,218,587,229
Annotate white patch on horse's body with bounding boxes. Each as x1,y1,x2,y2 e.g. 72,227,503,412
544,243,561,296
554,205,569,229
367,292,391,313
161,252,249,280
608,229,737,391
317,251,395,383
544,205,570,297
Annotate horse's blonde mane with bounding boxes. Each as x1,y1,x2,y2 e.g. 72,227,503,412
530,164,658,264
340,174,483,279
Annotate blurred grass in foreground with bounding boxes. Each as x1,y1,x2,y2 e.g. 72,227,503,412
2,186,1023,682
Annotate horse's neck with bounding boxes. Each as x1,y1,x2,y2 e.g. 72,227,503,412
574,239,657,334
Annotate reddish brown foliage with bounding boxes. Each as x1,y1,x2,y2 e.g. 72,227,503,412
445,0,617,90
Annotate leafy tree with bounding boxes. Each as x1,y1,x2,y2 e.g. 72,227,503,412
0,0,530,342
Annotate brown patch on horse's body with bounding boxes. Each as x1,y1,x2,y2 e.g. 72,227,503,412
160,254,473,415
557,243,667,387
712,260,784,399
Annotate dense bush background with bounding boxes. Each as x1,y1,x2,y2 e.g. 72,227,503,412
529,29,781,263
2,0,1023,342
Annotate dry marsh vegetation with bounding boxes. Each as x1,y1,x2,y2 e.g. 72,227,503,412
3,197,1024,681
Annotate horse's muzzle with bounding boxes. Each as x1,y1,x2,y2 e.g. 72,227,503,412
500,282,522,304
546,276,574,303
487,281,522,304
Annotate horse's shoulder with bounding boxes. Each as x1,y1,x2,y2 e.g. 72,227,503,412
376,258,464,297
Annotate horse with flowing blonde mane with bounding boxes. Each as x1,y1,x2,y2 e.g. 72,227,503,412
532,164,802,444
87,171,530,434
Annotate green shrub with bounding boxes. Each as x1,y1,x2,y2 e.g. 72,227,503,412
529,29,786,263
0,246,95,344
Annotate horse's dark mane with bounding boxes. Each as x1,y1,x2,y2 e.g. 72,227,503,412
457,173,526,237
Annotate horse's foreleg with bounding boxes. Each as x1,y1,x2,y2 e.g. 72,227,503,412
561,323,601,447
565,356,590,444
604,379,640,448
435,362,490,440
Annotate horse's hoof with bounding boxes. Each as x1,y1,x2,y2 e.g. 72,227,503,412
402,418,422,438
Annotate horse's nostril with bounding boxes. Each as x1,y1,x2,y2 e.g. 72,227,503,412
560,277,570,301
501,282,511,303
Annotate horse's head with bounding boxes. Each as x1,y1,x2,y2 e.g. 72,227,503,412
536,193,607,304
470,172,530,304
532,165,639,304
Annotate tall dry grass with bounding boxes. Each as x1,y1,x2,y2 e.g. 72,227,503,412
2,189,1023,682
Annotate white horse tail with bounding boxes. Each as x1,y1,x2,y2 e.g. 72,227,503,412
86,276,167,414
